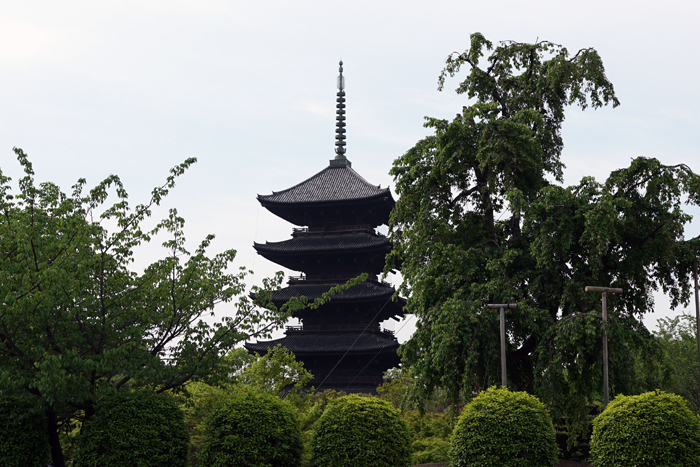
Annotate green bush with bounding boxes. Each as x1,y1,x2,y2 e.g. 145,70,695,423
403,410,453,464
310,394,411,467
199,390,302,467
590,390,700,467
0,396,50,467
74,390,189,467
450,386,558,467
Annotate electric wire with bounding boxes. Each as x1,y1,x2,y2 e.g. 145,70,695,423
313,294,394,394
342,313,414,392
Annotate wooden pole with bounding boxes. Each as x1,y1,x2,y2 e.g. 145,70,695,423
602,292,609,408
585,286,623,409
694,257,700,405
486,303,518,388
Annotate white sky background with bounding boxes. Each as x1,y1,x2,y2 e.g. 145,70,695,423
1,1,699,343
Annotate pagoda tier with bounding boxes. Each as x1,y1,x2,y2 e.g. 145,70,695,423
268,280,405,323
253,232,391,275
246,336,400,390
257,164,394,227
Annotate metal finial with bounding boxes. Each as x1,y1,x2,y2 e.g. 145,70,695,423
337,60,345,91
333,60,348,163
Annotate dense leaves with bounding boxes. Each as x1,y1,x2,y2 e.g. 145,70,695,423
0,149,288,467
590,391,700,467
74,390,189,467
388,34,700,440
0,394,50,467
310,394,411,467
450,387,558,467
199,391,303,467
632,313,700,413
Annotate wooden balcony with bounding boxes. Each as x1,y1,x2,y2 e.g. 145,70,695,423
292,224,374,237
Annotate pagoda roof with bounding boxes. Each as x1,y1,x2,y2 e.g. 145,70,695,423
269,281,402,304
254,233,390,254
245,334,399,354
258,165,391,205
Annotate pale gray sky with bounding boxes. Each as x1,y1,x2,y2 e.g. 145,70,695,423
2,1,699,341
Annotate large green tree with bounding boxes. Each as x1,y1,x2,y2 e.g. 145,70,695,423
0,149,287,467
388,33,700,437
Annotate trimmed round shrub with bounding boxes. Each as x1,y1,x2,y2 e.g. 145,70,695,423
310,394,411,467
0,395,50,467
590,390,700,467
199,390,302,467
450,386,558,467
74,390,189,467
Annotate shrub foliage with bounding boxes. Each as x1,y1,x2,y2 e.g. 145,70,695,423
199,390,302,467
590,390,700,467
310,394,411,467
0,396,50,467
450,386,558,467
74,390,189,467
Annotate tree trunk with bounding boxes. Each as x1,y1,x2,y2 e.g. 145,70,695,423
45,407,65,467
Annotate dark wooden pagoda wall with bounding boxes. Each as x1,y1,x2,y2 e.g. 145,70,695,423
248,164,405,393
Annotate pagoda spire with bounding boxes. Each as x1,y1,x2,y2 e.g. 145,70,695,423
331,60,351,168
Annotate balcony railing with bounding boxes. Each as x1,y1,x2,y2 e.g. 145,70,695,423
282,324,397,339
287,273,393,288
292,224,374,237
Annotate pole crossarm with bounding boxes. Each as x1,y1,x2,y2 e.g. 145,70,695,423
585,286,623,294
486,304,519,309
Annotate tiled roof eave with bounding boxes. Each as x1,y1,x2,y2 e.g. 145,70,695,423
244,336,400,354
253,239,391,255
257,189,392,206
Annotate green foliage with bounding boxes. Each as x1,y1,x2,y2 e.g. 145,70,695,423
0,149,289,466
310,394,411,467
388,33,700,443
636,314,700,414
180,382,229,466
590,391,700,467
403,411,453,465
412,437,451,465
0,395,50,467
181,347,312,466
74,390,189,467
199,391,302,467
450,387,558,467
377,372,412,409
239,344,314,398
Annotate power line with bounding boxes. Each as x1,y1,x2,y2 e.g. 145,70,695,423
313,295,394,394
342,313,414,392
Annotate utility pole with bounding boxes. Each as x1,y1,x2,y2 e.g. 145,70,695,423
585,286,623,409
486,303,518,387
694,257,700,405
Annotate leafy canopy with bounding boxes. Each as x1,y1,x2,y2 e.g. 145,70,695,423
0,149,288,467
388,34,700,440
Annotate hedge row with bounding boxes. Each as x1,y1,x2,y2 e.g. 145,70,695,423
10,387,700,467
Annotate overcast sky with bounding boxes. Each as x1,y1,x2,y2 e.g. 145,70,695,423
2,1,699,341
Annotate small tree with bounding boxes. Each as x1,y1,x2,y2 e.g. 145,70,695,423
654,314,700,412
198,391,302,467
310,394,411,467
0,149,289,467
590,391,700,467
450,387,558,467
74,390,189,467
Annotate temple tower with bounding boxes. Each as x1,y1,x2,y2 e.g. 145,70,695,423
245,62,405,393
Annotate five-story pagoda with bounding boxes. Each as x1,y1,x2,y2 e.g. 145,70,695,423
245,62,405,393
